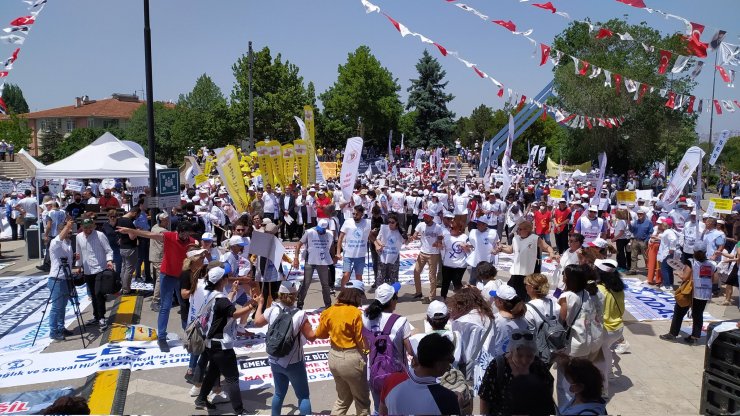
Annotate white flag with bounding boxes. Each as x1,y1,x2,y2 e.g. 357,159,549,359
500,115,515,198
340,137,364,202
528,145,540,169
671,55,690,73
617,32,634,41
538,146,546,164
603,70,612,87
0,35,25,44
625,79,638,93
708,130,731,166
661,146,705,205
591,152,608,206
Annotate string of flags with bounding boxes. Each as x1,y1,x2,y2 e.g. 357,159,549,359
360,0,626,129
0,0,49,114
443,0,740,116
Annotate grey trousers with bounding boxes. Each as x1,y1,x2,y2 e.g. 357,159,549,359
120,248,138,291
299,264,332,308
151,262,161,304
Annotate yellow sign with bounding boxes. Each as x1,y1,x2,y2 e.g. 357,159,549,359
294,139,308,186
282,144,295,183
549,188,564,199
194,173,208,186
304,105,316,183
267,140,285,188
255,141,273,188
319,162,339,180
616,191,637,204
203,155,214,176
216,145,250,213
710,198,733,214
546,157,592,178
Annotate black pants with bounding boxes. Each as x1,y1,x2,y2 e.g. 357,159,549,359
258,281,280,314
509,274,529,302
441,266,465,299
280,214,298,240
616,239,631,270
198,342,243,414
554,227,569,254
669,298,708,338
407,214,419,236
84,273,108,320
9,217,17,240
136,239,151,281
370,245,380,283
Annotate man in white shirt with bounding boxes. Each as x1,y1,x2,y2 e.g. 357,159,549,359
681,210,705,262
574,205,606,244
405,189,422,235
337,205,371,286
390,185,407,230
262,184,278,222
497,220,558,300
412,211,445,304
467,217,500,285
75,218,114,329
294,218,334,309
14,189,39,238
656,217,679,291
452,187,469,227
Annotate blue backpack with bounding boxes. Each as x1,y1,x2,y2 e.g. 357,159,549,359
363,314,403,394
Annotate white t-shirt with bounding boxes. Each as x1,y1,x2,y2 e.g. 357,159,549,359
406,196,422,215
490,314,529,356
408,330,462,368
477,279,504,306
300,228,334,265
657,229,678,262
467,228,499,267
443,232,470,268
510,233,539,276
524,296,561,330
265,303,308,367
453,194,469,215
614,219,632,240
262,192,277,214
362,312,413,364
340,218,371,258
16,196,38,219
576,216,604,244
415,221,444,255
377,224,404,264
390,192,406,213
692,259,716,301
187,280,208,325
682,221,705,254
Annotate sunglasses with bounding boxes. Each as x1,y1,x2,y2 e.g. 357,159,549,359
387,221,397,224
235,228,246,232
511,332,534,341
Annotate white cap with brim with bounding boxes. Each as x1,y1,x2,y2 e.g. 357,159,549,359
316,218,330,231
229,236,246,247
278,280,299,294
375,282,400,304
186,248,207,257
207,267,226,285
492,284,517,301
426,300,449,318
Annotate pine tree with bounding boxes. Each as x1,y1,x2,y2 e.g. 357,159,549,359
1,83,29,114
406,50,455,148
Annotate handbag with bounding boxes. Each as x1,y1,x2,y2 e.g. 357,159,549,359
674,278,693,308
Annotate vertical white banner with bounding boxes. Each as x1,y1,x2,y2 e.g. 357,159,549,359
661,146,706,205
340,137,364,202
528,145,539,169
591,152,608,206
708,130,731,166
501,114,515,197
538,146,547,164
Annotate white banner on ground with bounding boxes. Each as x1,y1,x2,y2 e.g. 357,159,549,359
340,137,363,202
0,276,92,356
239,350,333,390
622,278,717,321
661,146,705,206
708,130,731,166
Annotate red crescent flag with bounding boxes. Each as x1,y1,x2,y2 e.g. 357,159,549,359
492,20,516,32
614,74,622,95
560,114,576,124
714,99,722,115
10,16,35,26
433,42,448,56
532,2,557,13
579,61,590,76
595,28,614,39
517,95,527,111
658,50,671,74
716,66,731,83
0,97,6,114
637,84,649,103
539,44,551,66
585,117,593,129
685,22,708,58
472,66,485,78
616,0,646,8
686,96,695,113
0,72,8,78
664,92,676,109
10,48,19,63
497,88,504,97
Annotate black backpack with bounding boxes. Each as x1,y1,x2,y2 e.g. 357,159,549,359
95,269,121,296
265,305,300,358
527,299,567,366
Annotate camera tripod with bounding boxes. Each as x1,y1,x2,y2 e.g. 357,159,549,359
33,258,87,348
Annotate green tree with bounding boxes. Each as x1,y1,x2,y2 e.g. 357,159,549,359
37,125,64,164
1,84,29,114
551,19,698,173
453,104,501,148
319,45,403,148
231,47,314,144
0,113,31,151
125,102,179,166
398,111,419,146
406,50,455,148
172,74,234,150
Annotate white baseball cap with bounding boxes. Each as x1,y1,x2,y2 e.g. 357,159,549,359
426,300,449,318
278,280,299,294
201,232,215,241
375,282,400,304
228,236,246,247
207,267,226,284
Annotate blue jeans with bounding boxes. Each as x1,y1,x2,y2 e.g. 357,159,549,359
660,259,674,289
47,278,69,337
157,274,184,341
342,256,366,276
270,361,311,416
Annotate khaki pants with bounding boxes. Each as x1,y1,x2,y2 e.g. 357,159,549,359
328,348,370,416
414,252,440,297
151,262,161,304
629,239,648,272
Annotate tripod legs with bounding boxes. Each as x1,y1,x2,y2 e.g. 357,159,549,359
32,269,88,348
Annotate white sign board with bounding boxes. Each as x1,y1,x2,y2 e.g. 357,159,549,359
0,181,14,195
65,180,84,192
15,181,33,193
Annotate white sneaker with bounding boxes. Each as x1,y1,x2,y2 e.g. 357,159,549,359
614,341,631,354
208,391,229,403
188,385,199,397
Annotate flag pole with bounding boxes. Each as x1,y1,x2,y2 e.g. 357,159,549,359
143,0,156,198
248,41,255,152
708,50,718,147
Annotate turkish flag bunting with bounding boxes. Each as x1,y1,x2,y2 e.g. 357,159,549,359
714,99,722,115
0,72,8,78
716,66,731,83
473,66,485,78
658,50,672,74
532,2,557,13
664,92,676,109
637,84,649,103
384,14,406,34
579,61,590,76
0,97,6,113
685,22,708,58
10,48,19,63
614,74,622,95
492,20,516,32
561,114,576,124
433,42,448,56
542,105,548,120
616,0,646,8
686,96,695,113
585,117,593,129
517,95,527,111
734,100,740,109
595,28,613,39
10,16,35,26
540,44,551,66
605,119,613,128
497,89,504,98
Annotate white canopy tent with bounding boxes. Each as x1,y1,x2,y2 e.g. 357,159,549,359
34,132,165,179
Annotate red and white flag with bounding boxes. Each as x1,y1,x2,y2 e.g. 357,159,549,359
492,20,516,32
532,2,557,13
614,74,622,95
685,22,708,58
0,97,7,114
616,0,646,8
579,60,589,76
595,28,613,39
2,48,19,67
714,99,722,115
658,50,671,74
664,92,676,109
539,44,550,66
716,66,731,83
686,96,696,113
10,16,35,26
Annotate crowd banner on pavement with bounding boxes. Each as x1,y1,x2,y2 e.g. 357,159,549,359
304,105,317,184
0,386,75,415
616,191,637,203
216,146,250,213
622,278,717,322
293,139,308,186
340,137,363,201
708,129,731,166
661,146,705,206
239,351,332,390
545,157,592,178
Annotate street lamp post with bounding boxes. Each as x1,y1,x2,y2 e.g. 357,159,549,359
143,0,156,198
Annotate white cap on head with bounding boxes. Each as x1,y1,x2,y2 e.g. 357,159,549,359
344,279,365,292
186,248,207,258
228,236,246,247
595,258,618,272
426,300,449,318
207,267,226,285
588,205,599,212
278,280,299,294
375,282,400,304
201,232,215,241
492,284,518,301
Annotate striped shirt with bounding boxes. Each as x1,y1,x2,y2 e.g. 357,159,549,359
76,230,113,274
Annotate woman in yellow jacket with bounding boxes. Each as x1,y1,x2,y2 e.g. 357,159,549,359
314,280,370,415
595,259,626,397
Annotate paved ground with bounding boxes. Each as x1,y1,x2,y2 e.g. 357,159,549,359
0,226,739,415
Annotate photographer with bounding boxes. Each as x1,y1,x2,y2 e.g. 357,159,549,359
76,218,115,331
48,219,75,341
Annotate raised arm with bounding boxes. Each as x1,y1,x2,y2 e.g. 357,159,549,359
116,226,164,242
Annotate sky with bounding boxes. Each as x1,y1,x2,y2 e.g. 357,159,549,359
3,0,739,140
